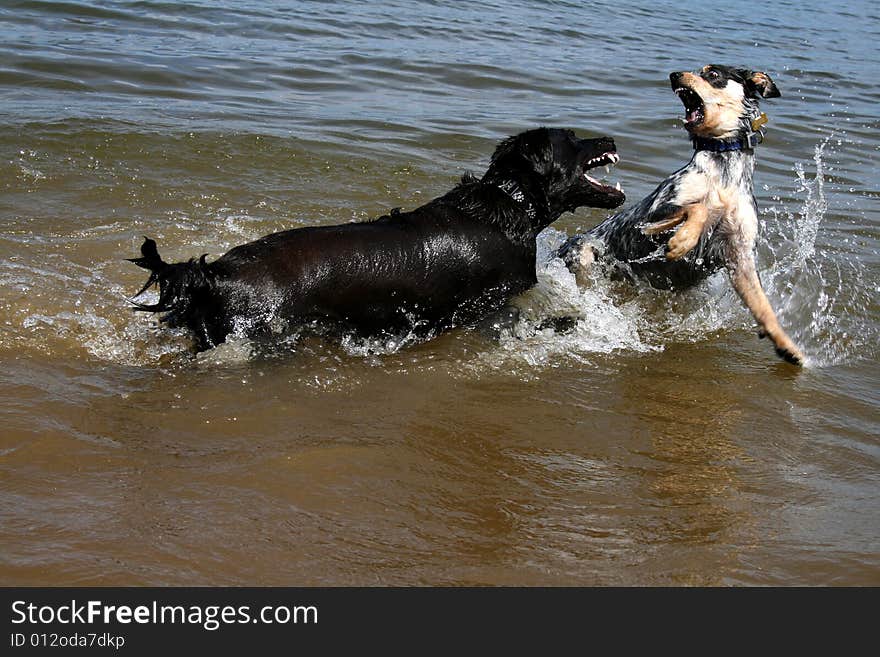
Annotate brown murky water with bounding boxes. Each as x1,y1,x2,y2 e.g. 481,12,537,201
1,0,878,585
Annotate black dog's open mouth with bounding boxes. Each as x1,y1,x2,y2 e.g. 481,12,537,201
582,150,623,195
675,87,704,127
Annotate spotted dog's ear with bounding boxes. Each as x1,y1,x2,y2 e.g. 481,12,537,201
744,70,780,99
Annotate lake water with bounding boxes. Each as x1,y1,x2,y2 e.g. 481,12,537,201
1,0,878,585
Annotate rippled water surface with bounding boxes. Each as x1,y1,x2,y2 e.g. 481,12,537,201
1,0,878,585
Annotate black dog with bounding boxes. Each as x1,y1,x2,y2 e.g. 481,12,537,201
558,66,804,365
130,128,625,351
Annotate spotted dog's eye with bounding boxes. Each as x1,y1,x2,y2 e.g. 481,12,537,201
706,69,721,82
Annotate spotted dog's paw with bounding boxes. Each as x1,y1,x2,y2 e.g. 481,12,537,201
666,222,701,260
775,346,804,366
759,330,805,366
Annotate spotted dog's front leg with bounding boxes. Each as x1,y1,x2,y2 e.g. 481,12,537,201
666,203,709,260
641,206,689,235
641,203,710,260
727,248,805,366
557,234,596,286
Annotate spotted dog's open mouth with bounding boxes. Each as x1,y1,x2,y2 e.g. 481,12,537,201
582,150,623,195
675,86,705,128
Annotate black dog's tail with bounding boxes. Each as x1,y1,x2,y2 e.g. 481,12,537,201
127,237,215,329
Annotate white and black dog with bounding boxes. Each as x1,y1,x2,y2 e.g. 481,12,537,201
558,65,804,365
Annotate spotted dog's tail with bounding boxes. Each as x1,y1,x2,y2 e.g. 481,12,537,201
128,237,216,334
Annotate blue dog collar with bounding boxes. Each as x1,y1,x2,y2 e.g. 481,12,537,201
692,131,763,152
692,111,768,153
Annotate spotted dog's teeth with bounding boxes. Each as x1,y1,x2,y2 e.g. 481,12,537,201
605,165,610,174
615,182,622,191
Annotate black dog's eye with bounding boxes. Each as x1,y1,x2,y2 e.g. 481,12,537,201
706,69,721,81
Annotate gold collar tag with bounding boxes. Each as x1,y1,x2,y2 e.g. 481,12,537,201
751,112,769,131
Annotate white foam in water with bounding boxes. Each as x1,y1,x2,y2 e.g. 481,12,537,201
339,327,432,359
194,334,254,365
486,230,658,368
468,228,743,375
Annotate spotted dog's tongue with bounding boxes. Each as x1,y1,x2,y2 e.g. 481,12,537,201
675,87,704,126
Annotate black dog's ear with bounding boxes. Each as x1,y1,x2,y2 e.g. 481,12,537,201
490,134,520,165
490,128,552,166
743,70,780,99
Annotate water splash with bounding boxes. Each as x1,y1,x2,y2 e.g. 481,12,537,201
467,231,656,376
338,325,435,359
760,136,878,367
790,138,828,264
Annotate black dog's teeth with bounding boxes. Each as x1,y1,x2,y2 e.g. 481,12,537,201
583,152,623,193
583,152,620,170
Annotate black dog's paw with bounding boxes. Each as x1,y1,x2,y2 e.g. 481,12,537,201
474,306,521,341
537,316,578,334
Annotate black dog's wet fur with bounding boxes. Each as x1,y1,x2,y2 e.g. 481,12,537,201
131,128,623,351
